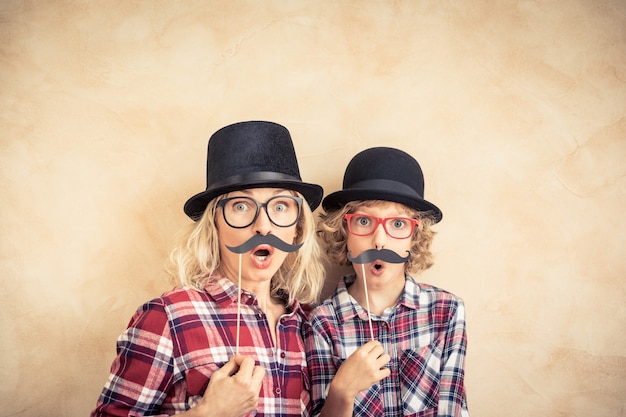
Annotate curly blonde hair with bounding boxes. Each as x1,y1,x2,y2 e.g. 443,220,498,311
165,191,325,306
317,200,436,275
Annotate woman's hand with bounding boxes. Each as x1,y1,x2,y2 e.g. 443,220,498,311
189,355,265,417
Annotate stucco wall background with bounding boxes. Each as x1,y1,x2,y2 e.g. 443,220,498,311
1,1,625,416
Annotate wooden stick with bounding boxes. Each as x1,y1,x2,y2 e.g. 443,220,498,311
361,263,375,341
236,253,242,354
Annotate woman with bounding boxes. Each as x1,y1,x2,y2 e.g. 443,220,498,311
92,121,325,417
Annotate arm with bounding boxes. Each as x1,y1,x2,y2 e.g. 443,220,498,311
91,300,175,416
438,298,469,417
92,300,265,417
304,318,390,417
320,340,390,417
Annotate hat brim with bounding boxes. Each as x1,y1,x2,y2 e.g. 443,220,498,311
322,189,443,223
184,180,323,221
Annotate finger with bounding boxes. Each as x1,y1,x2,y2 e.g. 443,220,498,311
376,353,391,368
234,356,255,378
231,354,247,366
363,339,383,354
377,366,391,379
215,357,239,378
366,343,386,359
250,365,266,388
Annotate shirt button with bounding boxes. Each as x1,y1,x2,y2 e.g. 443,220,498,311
280,352,286,358
275,387,281,395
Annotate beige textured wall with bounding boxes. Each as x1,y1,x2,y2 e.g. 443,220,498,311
1,1,625,416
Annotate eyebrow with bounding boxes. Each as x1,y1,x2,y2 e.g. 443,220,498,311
231,188,293,197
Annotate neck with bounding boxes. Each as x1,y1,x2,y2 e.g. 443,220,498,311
348,275,405,316
219,263,277,313
239,280,273,310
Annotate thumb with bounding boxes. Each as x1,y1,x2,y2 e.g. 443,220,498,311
212,357,240,380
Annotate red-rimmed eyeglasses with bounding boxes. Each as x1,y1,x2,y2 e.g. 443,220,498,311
344,214,418,239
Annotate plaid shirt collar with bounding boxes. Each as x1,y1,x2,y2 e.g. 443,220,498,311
203,272,305,316
334,274,422,325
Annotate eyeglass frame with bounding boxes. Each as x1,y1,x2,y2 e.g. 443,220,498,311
343,213,419,239
217,195,303,229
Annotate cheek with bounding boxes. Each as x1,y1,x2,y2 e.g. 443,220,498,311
216,217,251,246
346,234,366,253
278,225,298,243
216,227,239,247
390,239,412,254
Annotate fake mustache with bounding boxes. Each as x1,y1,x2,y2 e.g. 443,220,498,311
347,248,410,264
226,233,303,254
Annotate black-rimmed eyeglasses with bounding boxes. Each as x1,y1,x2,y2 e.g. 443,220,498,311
218,195,302,228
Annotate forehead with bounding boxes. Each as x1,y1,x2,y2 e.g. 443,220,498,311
353,200,413,216
226,187,295,198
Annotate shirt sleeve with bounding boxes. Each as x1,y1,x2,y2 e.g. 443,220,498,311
91,299,175,417
439,298,470,417
303,315,337,417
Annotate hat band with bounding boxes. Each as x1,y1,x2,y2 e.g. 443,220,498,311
349,179,422,197
209,171,302,190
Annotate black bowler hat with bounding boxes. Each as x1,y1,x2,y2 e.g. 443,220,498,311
322,147,443,223
184,121,324,220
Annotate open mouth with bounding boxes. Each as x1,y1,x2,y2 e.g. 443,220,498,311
252,245,273,261
374,263,383,271
253,249,270,260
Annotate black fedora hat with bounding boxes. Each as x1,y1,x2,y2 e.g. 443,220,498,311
322,147,443,223
184,121,323,220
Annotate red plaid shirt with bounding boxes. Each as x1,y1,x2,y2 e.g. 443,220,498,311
92,274,311,416
305,275,469,417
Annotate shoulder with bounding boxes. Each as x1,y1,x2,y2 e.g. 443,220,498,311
310,297,338,320
159,286,209,304
310,280,346,318
408,278,466,318
307,280,351,330
416,281,464,303
129,287,211,324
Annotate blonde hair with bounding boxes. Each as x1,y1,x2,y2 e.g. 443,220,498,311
166,192,325,305
317,200,436,275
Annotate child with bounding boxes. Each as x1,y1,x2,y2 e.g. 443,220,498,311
305,147,469,417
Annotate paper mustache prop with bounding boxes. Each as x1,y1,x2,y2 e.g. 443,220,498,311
226,233,303,254
347,248,410,264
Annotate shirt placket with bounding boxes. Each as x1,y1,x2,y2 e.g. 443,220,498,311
273,315,286,399
245,297,283,417
378,312,400,415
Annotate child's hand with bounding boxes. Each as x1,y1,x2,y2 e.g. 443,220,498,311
331,340,391,398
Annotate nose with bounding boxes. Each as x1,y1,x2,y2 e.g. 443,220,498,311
372,221,387,249
252,206,273,235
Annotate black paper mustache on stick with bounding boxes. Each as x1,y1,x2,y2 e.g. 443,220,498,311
226,233,303,254
347,248,410,264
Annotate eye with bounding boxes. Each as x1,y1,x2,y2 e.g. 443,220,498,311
274,202,287,212
391,218,407,229
270,197,297,213
357,216,372,226
231,200,252,212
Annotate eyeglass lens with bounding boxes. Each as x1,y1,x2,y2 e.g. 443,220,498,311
346,214,416,239
220,195,301,228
